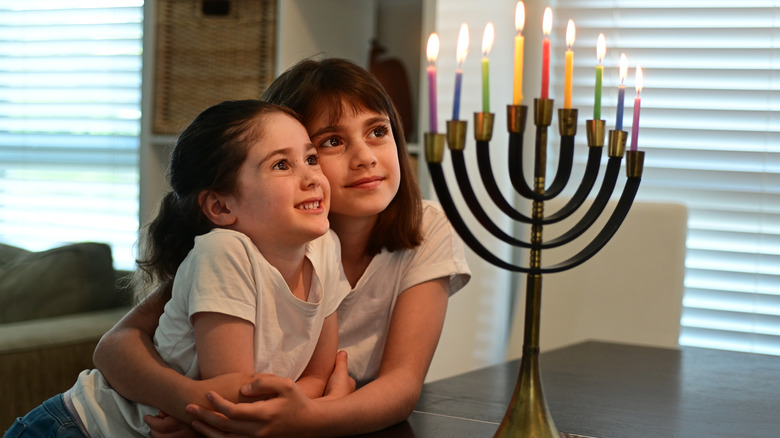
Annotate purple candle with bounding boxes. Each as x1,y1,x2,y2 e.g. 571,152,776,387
630,66,643,151
426,33,440,132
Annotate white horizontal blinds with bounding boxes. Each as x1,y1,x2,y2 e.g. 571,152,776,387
552,1,780,355
0,1,142,269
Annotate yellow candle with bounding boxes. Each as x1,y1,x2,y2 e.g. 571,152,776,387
512,2,525,105
564,20,575,108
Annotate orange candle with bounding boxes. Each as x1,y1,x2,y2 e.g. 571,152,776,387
564,20,575,108
513,2,525,105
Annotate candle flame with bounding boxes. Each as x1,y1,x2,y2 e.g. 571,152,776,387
456,23,469,65
635,65,644,94
566,20,575,49
427,33,439,64
542,7,552,36
515,1,525,34
596,33,606,63
482,22,495,56
619,53,628,83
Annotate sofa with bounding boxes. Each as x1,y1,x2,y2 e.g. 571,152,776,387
0,242,133,430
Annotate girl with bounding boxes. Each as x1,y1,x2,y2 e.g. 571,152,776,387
93,59,471,437
4,100,348,437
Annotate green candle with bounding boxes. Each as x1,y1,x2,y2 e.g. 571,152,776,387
482,57,490,113
594,33,606,120
594,64,603,119
481,22,494,113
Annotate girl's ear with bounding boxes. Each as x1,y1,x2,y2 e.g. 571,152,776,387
199,190,237,226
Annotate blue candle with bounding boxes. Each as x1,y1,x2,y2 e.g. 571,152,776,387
452,69,463,120
452,23,469,120
615,53,628,131
616,84,625,131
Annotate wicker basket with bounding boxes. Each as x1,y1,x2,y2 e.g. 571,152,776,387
153,0,277,135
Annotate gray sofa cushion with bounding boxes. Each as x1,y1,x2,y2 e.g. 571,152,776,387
0,242,125,324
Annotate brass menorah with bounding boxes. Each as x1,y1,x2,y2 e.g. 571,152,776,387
424,99,644,437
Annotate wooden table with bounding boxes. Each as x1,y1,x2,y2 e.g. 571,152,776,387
358,341,780,437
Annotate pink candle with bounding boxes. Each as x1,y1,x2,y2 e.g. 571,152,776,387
630,66,643,151
541,8,552,99
426,33,440,133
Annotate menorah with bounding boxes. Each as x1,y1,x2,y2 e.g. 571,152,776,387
424,99,644,437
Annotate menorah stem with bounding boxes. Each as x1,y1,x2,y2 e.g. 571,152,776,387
494,273,558,438
494,99,560,438
533,99,554,195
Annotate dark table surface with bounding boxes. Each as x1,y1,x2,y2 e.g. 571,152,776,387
358,341,780,438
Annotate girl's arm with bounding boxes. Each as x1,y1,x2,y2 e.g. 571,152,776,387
295,312,339,399
93,292,255,422
187,277,449,437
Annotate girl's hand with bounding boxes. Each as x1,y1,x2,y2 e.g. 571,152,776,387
323,350,355,399
146,411,201,438
186,375,322,438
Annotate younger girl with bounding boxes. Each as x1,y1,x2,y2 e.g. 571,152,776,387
4,100,348,437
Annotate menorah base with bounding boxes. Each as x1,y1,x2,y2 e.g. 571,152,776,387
493,348,558,438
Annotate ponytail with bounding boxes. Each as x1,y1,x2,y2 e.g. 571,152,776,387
133,191,213,303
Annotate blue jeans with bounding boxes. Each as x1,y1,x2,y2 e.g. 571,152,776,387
3,394,87,438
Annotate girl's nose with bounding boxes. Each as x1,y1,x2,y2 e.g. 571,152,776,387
302,166,321,189
350,141,378,169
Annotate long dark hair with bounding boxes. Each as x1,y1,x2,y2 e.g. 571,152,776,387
262,58,423,256
134,100,299,303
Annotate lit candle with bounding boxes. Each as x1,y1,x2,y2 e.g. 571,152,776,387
481,22,494,113
426,33,439,133
452,23,469,121
513,2,525,105
564,20,575,108
630,65,643,151
615,53,628,131
541,7,552,99
594,33,606,120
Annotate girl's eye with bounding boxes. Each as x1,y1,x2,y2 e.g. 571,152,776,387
318,136,343,148
272,160,289,170
370,125,389,139
306,154,319,166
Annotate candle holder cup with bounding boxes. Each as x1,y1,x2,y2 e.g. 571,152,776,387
425,98,644,438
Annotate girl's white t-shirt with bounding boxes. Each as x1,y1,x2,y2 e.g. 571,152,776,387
337,200,471,385
68,228,349,437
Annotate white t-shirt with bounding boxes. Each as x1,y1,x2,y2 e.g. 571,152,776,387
338,200,471,385
68,228,349,437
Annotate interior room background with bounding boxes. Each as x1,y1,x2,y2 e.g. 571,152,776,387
1,0,777,381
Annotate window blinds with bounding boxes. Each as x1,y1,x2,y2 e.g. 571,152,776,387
551,1,780,354
0,1,143,269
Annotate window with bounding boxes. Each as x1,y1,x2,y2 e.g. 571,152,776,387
552,1,779,354
0,1,143,269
